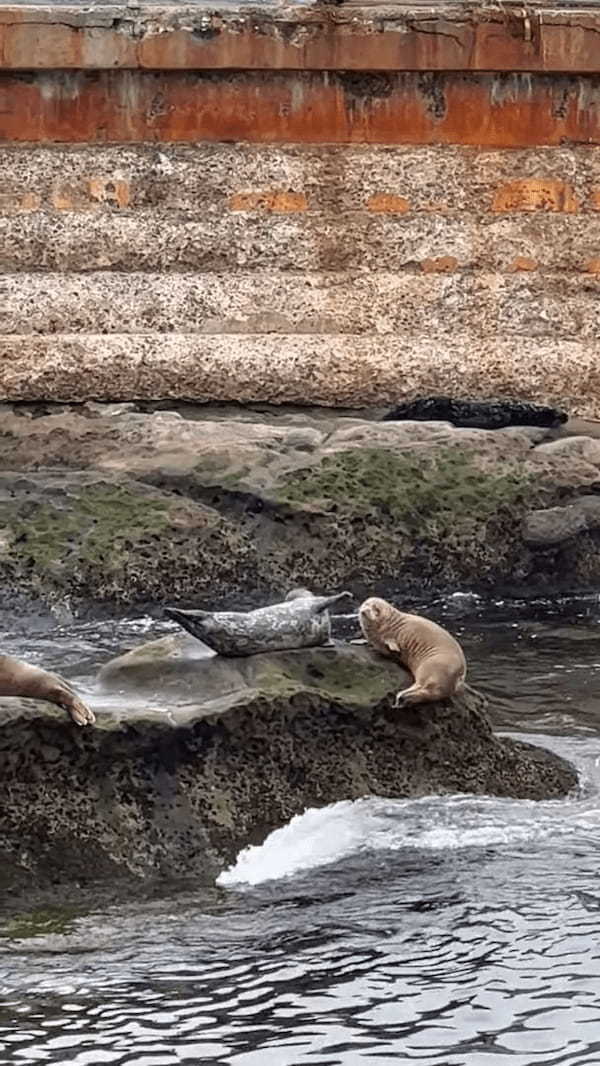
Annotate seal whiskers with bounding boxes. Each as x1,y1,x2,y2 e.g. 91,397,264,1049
358,596,466,707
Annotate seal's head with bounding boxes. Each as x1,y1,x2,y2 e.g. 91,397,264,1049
358,596,388,625
285,587,314,601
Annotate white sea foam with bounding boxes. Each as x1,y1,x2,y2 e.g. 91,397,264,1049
218,736,599,887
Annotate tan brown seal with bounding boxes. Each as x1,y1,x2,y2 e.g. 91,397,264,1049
0,654,95,726
358,596,466,707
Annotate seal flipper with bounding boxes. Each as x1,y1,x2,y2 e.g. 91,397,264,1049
164,607,213,642
311,591,353,614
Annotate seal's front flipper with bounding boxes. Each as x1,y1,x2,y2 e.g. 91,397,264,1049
313,591,353,614
63,693,96,726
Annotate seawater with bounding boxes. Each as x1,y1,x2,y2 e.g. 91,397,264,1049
2,594,600,1065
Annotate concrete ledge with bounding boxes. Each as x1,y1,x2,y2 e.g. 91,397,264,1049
4,144,600,216
4,271,600,338
2,3,600,73
3,69,600,146
3,210,600,272
1,333,597,412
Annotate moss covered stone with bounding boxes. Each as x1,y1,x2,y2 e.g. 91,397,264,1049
0,473,262,607
0,406,589,609
9,483,169,573
277,447,531,538
259,446,535,591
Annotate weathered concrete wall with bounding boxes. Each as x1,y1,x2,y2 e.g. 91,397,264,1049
5,71,600,146
2,4,600,411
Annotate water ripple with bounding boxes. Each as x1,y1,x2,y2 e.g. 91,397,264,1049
3,598,600,1063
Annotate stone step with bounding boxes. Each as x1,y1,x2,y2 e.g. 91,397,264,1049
0,332,594,412
1,212,599,274
2,144,600,216
3,271,600,338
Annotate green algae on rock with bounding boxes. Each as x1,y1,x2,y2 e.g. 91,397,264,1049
276,447,530,529
2,403,600,611
0,639,578,895
0,472,261,607
268,446,534,589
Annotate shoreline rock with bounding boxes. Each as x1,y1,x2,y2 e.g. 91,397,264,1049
2,402,600,613
0,639,578,895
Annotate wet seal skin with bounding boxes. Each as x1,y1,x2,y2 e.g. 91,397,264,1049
164,589,352,656
382,396,568,430
358,596,466,707
0,654,95,726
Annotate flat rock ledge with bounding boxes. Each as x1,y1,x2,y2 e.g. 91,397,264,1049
0,638,577,894
5,404,600,612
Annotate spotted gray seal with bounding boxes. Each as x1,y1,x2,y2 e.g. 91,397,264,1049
164,589,352,656
0,653,95,726
358,596,466,707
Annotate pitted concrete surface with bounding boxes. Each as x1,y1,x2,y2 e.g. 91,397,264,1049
3,143,600,413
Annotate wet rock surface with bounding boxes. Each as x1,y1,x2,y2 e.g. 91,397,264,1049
523,494,600,547
3,402,600,612
3,406,600,606
0,640,578,895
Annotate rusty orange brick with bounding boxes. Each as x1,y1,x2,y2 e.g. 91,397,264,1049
269,192,307,212
51,184,76,210
366,193,410,214
20,192,41,211
420,256,459,274
0,190,41,211
229,192,262,211
88,177,131,207
421,201,450,213
229,191,307,212
509,256,538,271
492,178,579,213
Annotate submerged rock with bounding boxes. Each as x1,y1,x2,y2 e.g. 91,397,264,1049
0,639,577,895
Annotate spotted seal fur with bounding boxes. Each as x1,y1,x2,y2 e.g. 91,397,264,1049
358,596,466,707
164,589,352,657
0,653,95,726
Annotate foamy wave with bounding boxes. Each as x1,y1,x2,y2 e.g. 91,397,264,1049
218,740,599,887
216,793,565,888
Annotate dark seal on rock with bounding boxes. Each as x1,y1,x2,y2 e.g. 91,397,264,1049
382,395,568,430
164,590,352,656
0,653,95,726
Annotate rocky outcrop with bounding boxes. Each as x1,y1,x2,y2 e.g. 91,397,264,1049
0,639,578,894
3,403,600,612
523,494,600,547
